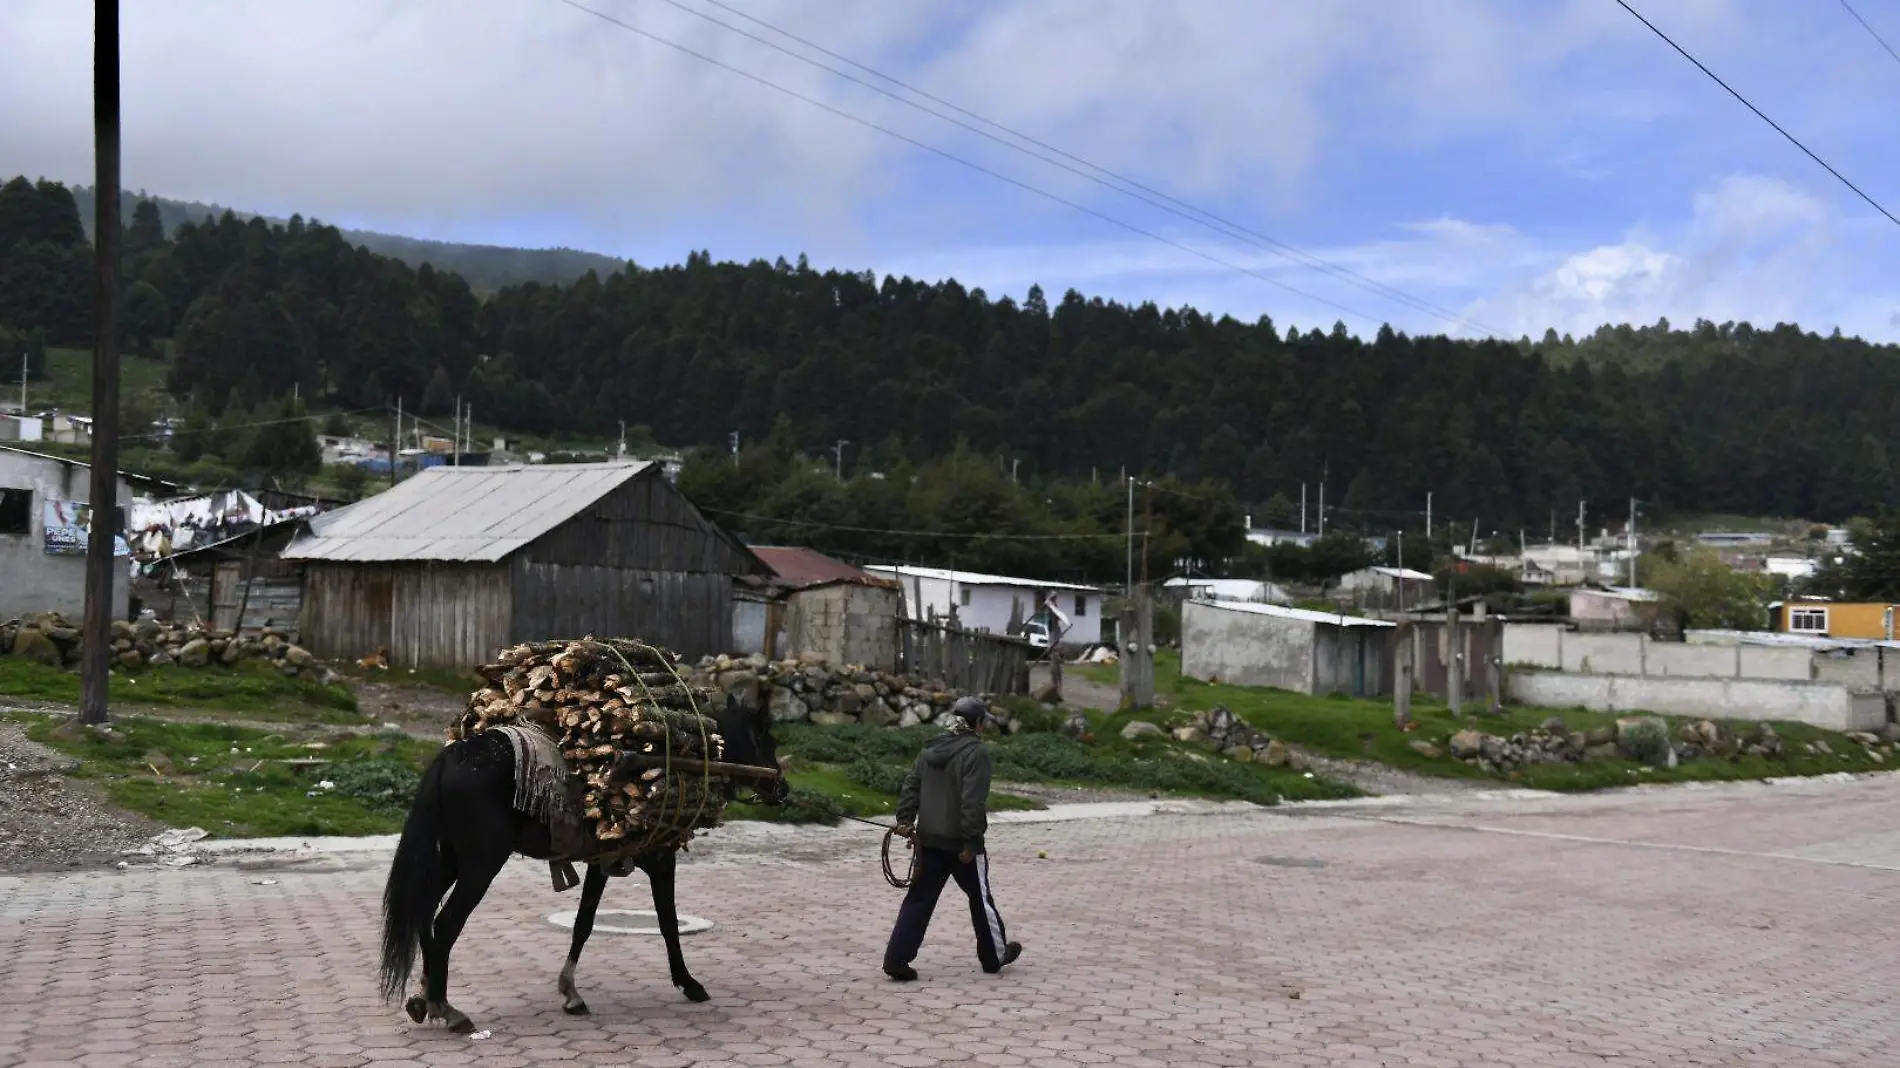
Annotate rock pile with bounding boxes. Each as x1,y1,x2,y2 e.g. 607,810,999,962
1441,715,1862,773
1131,704,1298,768
693,652,1006,731
0,611,326,681
458,638,727,846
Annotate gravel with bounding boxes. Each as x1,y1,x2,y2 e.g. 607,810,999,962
0,720,167,874
1286,748,1495,798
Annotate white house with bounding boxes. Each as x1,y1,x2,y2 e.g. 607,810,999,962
862,564,1104,646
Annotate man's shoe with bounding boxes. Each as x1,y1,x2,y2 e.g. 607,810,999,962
884,964,918,982
983,942,1023,974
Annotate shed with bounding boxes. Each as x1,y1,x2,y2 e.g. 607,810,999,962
0,445,134,622
134,516,311,639
1568,586,1659,633
1336,566,1435,610
281,462,765,668
1181,599,1394,697
742,546,903,669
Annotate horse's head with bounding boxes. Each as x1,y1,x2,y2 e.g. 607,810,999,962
713,690,791,805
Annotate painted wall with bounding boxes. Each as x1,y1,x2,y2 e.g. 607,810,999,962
1503,625,1816,682
875,569,1103,646
1182,600,1316,693
1777,602,1900,640
1505,670,1887,731
0,450,131,622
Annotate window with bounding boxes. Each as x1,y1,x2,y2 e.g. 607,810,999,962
959,588,971,607
1074,595,1088,617
0,488,29,535
1790,607,1829,634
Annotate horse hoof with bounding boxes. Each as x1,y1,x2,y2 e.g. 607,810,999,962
681,982,710,1003
563,1001,590,1016
404,997,427,1024
446,1016,476,1035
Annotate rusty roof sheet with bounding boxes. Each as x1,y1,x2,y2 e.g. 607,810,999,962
750,546,897,590
281,462,651,563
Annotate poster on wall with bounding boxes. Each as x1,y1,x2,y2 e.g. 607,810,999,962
42,499,132,558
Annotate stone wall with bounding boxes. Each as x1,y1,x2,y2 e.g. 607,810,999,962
694,652,995,730
0,610,329,682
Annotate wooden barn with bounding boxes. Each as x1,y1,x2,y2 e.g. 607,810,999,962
282,462,766,669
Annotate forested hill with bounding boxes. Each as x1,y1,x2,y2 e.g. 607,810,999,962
63,184,625,292
5,173,1900,531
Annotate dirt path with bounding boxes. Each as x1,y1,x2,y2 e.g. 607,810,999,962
0,722,164,873
1029,664,1122,712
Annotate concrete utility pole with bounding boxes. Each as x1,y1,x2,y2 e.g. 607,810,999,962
390,396,401,489
730,431,740,465
1576,500,1587,553
834,439,849,481
452,395,461,467
79,0,122,727
1628,497,1639,586
1300,483,1307,534
1125,476,1135,593
1426,491,1433,540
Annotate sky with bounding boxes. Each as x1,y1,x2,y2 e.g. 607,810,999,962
5,0,1900,341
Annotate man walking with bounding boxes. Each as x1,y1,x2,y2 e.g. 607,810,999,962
883,696,1023,981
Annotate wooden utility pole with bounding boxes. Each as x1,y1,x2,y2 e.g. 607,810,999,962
78,0,122,726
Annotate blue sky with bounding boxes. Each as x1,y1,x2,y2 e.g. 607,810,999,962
6,0,1900,340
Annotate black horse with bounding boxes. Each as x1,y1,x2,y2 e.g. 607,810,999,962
376,694,789,1033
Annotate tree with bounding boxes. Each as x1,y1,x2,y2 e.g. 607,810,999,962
1830,513,1900,602
1645,547,1774,630
420,365,455,416
1260,492,1299,530
239,397,322,477
123,281,171,356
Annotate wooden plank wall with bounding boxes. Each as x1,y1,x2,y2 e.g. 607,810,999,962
525,472,760,575
897,619,1030,695
303,561,509,668
511,561,733,661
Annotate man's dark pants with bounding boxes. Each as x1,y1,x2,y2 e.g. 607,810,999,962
883,845,1009,972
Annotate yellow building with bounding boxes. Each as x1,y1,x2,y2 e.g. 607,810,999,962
1776,600,1900,640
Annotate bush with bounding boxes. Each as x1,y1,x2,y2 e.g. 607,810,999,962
327,759,421,814
992,733,1095,782
845,757,910,795
1618,719,1672,767
779,787,843,824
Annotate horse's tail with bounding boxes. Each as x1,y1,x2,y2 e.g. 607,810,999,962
379,745,450,1002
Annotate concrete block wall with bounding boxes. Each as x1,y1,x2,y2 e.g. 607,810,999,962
1182,601,1317,694
1505,670,1887,731
1503,624,1844,684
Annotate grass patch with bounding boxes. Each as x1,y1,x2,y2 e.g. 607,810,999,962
770,721,1358,810
28,346,171,412
1075,650,1887,791
10,711,437,838
0,657,360,722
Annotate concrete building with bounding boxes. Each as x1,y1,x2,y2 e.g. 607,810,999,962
862,564,1104,647
1182,599,1394,697
1335,566,1433,611
0,414,44,443
738,546,903,670
1568,586,1660,632
1773,599,1900,640
0,446,133,622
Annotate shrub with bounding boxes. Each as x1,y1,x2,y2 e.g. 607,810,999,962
992,733,1095,781
845,757,910,795
327,759,421,814
1618,719,1672,767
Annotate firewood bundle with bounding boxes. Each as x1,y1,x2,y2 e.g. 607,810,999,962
451,637,729,848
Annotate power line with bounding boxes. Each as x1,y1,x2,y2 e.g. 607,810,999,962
1615,0,1900,229
701,505,1142,541
554,0,1387,328
649,0,1503,337
1838,0,1900,69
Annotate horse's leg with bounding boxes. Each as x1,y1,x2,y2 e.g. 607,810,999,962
422,836,508,1033
557,865,609,1015
405,844,458,1024
644,850,708,1002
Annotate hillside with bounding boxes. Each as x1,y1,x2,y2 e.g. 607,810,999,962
64,185,625,293
6,173,1900,548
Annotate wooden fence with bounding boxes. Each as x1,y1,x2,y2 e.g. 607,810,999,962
898,619,1031,695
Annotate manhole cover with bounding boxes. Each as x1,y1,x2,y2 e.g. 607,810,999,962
1250,856,1327,869
546,908,713,936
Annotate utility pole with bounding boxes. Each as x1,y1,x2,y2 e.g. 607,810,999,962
463,404,472,460
79,0,122,727
1317,480,1327,537
452,395,461,467
1576,500,1586,553
1125,476,1135,593
20,350,29,413
730,430,740,465
1628,497,1639,587
618,419,627,457
1396,530,1405,614
1010,457,1020,484
390,397,401,490
1426,491,1433,541
1299,483,1307,534
833,439,850,481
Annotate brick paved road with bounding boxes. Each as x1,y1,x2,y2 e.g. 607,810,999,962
4,775,1898,1067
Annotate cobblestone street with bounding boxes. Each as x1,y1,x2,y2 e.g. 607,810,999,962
4,775,1898,1067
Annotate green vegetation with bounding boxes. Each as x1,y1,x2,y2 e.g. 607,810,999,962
10,712,436,837
1079,651,1887,792
767,721,1358,812
0,657,359,722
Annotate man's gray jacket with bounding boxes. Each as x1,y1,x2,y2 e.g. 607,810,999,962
895,731,992,855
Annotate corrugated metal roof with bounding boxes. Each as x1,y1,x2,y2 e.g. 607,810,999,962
282,462,652,563
751,546,897,590
1189,600,1395,628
